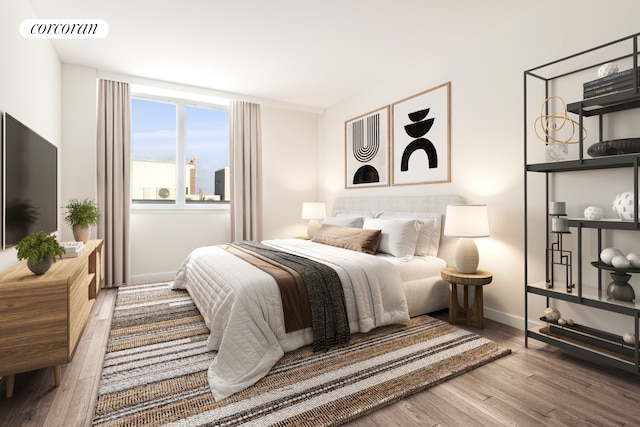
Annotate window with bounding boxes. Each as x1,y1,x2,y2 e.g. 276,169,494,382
130,94,230,210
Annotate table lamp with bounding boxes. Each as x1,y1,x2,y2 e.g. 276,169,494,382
301,202,326,238
444,204,490,274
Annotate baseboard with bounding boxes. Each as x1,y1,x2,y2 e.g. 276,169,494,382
485,307,523,330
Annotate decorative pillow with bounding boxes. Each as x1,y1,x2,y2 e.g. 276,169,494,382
312,224,381,254
322,216,364,228
377,211,442,256
362,217,420,258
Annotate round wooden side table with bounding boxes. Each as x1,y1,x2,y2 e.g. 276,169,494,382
440,267,493,329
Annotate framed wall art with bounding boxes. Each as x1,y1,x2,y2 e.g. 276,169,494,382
344,106,389,189
391,82,450,185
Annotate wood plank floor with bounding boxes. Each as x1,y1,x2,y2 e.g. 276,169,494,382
2,288,640,426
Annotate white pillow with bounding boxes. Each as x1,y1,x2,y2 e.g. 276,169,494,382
362,217,420,258
377,211,442,256
322,216,364,228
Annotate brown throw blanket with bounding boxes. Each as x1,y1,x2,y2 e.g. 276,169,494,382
221,241,349,351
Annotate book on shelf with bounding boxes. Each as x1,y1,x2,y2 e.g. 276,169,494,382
584,82,637,99
584,75,638,93
61,241,85,258
583,66,640,88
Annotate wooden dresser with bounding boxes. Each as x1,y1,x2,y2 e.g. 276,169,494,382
0,239,104,398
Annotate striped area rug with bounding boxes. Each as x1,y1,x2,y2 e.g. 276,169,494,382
92,282,511,426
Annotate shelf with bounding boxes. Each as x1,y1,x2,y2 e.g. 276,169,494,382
567,217,640,230
524,33,640,376
527,281,640,316
539,319,638,359
567,91,640,117
531,328,638,372
526,153,640,172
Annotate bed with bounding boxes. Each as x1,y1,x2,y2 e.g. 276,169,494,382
172,195,464,400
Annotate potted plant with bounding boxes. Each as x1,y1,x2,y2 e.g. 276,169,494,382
16,231,65,275
63,198,101,243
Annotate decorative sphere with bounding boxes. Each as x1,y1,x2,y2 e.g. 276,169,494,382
623,332,636,345
598,62,619,77
584,206,604,220
600,247,623,265
611,255,630,269
557,318,567,325
566,319,574,326
544,307,561,321
612,192,639,221
627,253,640,268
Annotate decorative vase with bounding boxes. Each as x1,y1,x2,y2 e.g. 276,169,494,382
607,272,635,302
584,206,604,220
612,192,640,221
27,255,53,275
73,224,90,243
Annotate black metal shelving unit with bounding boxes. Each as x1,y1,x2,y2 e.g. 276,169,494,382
524,33,640,374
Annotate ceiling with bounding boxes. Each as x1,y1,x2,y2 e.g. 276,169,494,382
28,0,519,110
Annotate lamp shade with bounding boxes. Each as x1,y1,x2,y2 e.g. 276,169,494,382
444,204,490,237
301,202,326,220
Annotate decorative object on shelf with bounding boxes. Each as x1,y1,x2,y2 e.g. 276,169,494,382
391,82,451,185
443,204,490,274
345,106,390,188
549,201,566,215
565,318,574,326
15,231,65,275
597,62,619,78
543,307,561,321
623,332,636,345
600,247,624,265
627,252,640,268
301,202,326,239
587,138,640,157
533,96,588,146
584,205,604,220
548,208,574,291
63,198,102,243
607,272,635,302
611,255,631,269
612,191,639,221
551,217,569,232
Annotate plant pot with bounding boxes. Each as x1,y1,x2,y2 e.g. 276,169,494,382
73,224,90,243
27,256,53,275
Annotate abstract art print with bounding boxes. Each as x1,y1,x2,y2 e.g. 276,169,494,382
392,82,450,185
345,106,389,188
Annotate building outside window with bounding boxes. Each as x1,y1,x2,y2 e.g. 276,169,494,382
130,94,230,210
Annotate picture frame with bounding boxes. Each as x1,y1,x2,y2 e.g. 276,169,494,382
344,106,390,189
391,82,450,185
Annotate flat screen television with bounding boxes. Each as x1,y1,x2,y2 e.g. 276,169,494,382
3,113,58,248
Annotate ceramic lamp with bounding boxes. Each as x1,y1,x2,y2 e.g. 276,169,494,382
444,204,490,274
301,202,326,239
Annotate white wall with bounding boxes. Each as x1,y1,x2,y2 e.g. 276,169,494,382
261,106,319,240
317,0,640,329
0,0,62,271
61,63,98,241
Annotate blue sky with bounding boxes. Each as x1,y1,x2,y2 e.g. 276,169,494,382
131,98,229,195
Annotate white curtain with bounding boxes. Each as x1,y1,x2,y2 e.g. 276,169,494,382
97,79,131,288
229,100,263,241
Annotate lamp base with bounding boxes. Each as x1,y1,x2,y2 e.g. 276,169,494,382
307,219,320,239
454,238,479,274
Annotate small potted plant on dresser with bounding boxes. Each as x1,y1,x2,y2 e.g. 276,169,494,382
16,231,65,275
63,198,101,243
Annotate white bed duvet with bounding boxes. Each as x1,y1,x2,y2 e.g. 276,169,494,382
172,238,410,400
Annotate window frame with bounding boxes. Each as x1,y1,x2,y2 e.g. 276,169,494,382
130,93,230,213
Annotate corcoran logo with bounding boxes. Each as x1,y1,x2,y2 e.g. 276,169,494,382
20,19,109,39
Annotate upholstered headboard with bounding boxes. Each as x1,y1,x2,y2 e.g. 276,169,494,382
332,195,465,266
